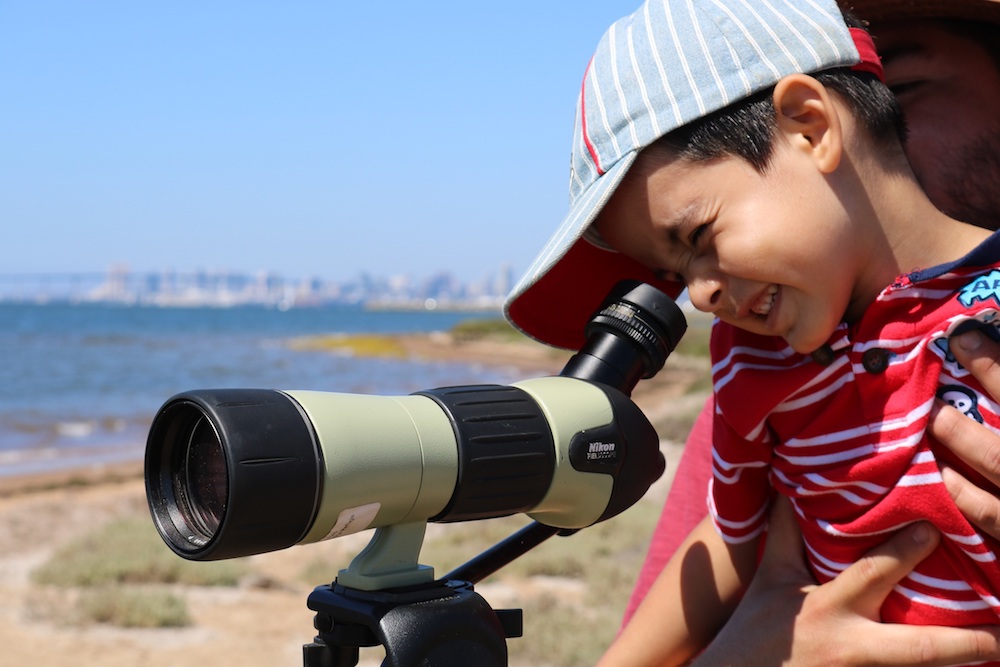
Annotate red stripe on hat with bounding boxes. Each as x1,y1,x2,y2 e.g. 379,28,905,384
579,58,605,176
849,27,884,82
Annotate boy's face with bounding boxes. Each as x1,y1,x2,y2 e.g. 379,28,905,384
596,143,865,354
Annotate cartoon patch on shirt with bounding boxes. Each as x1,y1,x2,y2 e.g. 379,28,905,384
958,270,1000,308
937,385,984,423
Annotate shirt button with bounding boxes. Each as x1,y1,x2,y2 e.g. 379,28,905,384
862,348,891,374
811,345,835,366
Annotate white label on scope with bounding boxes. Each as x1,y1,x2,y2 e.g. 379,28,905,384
320,502,381,541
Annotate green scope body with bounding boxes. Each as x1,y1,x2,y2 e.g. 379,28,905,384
144,280,687,562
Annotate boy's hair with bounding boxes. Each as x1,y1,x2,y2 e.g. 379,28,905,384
645,17,906,174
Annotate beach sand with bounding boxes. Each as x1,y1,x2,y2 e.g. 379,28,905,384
0,332,707,667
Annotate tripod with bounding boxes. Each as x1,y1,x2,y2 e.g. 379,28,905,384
302,521,566,666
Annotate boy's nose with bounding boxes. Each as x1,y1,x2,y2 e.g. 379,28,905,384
687,276,723,313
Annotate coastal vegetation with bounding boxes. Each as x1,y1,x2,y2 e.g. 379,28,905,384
29,490,664,664
31,516,247,628
286,316,529,357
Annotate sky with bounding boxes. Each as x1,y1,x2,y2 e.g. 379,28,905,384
0,2,642,285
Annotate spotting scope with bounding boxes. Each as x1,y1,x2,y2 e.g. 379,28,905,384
145,280,686,570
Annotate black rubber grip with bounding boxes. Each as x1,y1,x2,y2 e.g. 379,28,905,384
418,385,555,522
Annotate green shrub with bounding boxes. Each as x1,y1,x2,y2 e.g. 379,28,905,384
32,516,247,587
288,334,407,357
77,586,191,628
450,318,524,341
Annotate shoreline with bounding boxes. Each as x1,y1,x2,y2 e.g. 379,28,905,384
0,329,706,498
0,457,144,498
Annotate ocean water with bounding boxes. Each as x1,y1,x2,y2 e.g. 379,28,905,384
0,303,527,477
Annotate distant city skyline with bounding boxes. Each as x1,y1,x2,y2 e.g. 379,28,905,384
0,263,516,310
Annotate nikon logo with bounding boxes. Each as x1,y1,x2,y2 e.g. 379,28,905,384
586,441,617,461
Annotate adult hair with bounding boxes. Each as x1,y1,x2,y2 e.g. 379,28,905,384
942,19,1000,69
640,13,907,175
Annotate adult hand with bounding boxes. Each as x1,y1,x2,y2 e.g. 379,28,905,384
929,328,1000,540
692,497,1000,667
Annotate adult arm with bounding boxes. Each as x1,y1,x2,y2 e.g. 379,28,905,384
599,515,758,667
929,328,1000,539
692,497,1000,667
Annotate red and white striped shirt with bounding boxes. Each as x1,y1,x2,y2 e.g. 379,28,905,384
710,234,1000,626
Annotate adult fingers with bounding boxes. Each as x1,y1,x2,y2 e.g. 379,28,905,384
941,329,1000,484
753,499,938,605
816,520,939,618
929,399,1000,489
950,329,1000,402
941,463,1000,540
848,622,1000,667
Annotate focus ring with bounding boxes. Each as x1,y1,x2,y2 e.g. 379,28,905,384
589,304,668,376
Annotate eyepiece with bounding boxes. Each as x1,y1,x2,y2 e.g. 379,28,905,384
560,280,687,395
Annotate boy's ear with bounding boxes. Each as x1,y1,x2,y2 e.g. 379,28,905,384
772,74,842,173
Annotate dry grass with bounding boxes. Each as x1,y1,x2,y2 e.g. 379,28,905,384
76,586,191,628
32,516,247,588
25,472,677,664
31,515,248,628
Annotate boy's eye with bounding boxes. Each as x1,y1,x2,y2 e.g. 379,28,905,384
689,223,709,247
654,269,686,285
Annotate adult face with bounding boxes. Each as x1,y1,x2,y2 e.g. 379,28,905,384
874,20,1000,230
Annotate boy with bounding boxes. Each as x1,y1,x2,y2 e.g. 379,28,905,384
502,0,1000,664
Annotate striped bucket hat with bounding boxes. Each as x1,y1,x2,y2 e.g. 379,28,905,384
503,0,876,350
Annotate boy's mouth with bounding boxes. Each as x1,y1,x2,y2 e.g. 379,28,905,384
750,284,779,316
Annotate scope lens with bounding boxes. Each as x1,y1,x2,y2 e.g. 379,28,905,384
179,415,228,537
147,390,325,561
